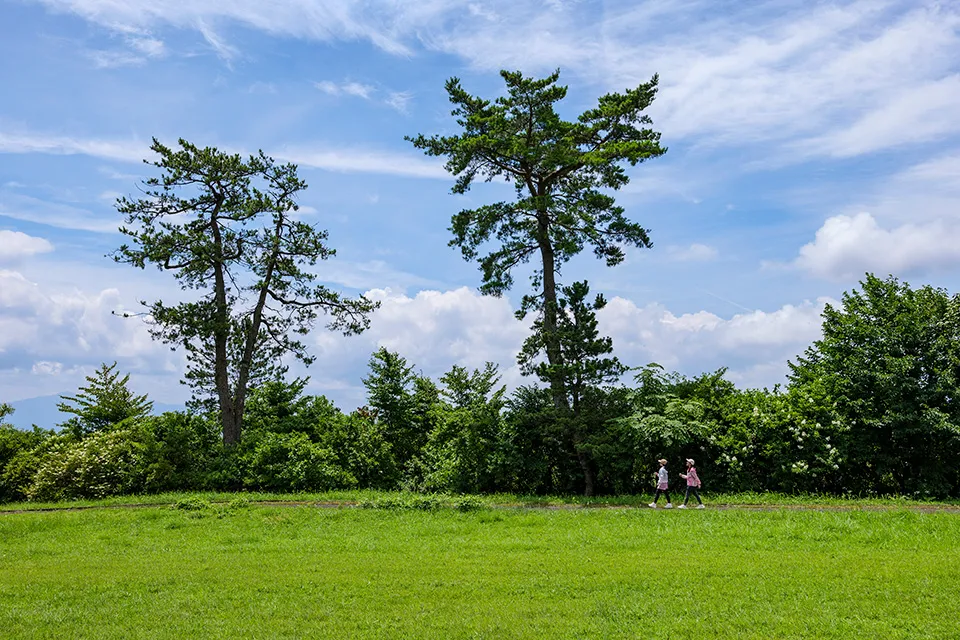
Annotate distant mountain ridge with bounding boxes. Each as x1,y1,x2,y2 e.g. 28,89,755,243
6,394,185,430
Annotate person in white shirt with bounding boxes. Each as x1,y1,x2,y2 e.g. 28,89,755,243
648,458,673,509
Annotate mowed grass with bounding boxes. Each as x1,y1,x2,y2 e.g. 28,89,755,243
1,502,959,639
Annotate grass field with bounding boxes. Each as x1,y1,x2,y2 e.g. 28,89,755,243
2,496,959,639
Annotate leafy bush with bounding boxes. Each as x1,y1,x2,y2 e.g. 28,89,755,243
149,411,221,490
241,432,355,492
28,422,161,501
357,493,445,510
173,496,211,511
314,411,398,490
0,421,52,503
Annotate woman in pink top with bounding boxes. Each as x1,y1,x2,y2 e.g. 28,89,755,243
678,458,705,509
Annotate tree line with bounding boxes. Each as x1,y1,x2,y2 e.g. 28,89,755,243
2,69,958,501
2,273,960,501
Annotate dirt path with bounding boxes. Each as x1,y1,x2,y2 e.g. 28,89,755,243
2,499,960,515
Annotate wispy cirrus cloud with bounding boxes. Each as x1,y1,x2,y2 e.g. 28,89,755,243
0,130,151,163
0,192,119,233
275,145,446,178
314,80,375,99
315,80,413,113
0,129,446,178
33,0,960,162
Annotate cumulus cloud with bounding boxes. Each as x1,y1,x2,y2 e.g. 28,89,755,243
0,269,179,401
305,287,530,406
299,286,831,407
794,212,960,280
599,295,831,388
0,230,54,262
0,264,831,406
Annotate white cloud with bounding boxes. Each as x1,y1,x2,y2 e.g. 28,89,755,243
276,145,447,178
385,91,413,113
315,259,444,292
300,286,831,409
86,49,149,68
0,269,180,401
0,192,119,233
0,262,830,405
84,32,166,68
598,295,831,387
899,153,960,188
127,35,165,57
0,231,55,262
34,1,960,158
32,361,63,376
304,286,531,408
1,130,447,179
794,212,960,280
667,243,718,262
797,74,960,158
0,130,150,163
314,80,375,99
196,21,238,61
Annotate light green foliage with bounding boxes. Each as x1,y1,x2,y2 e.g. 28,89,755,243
409,69,665,415
789,274,960,496
114,138,377,445
2,505,960,638
28,422,161,501
57,362,152,438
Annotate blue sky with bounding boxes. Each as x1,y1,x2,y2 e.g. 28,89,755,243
1,0,959,425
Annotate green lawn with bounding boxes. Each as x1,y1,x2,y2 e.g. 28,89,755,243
1,500,958,639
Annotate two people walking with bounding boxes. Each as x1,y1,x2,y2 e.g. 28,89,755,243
648,458,705,509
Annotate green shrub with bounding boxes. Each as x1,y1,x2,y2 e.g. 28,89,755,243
0,424,53,503
173,496,211,511
451,495,486,512
357,493,448,511
241,432,355,492
28,424,160,501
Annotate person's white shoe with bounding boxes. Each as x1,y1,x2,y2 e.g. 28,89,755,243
648,503,656,509
677,504,687,509
697,504,705,509
664,503,673,509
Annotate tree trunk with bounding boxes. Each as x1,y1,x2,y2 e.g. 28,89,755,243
209,202,238,446
222,402,240,446
538,226,568,412
576,447,595,497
